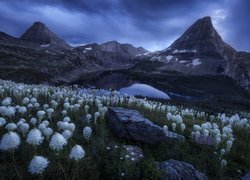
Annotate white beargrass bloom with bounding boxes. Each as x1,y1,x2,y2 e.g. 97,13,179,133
4,106,16,117
30,98,37,104
172,123,176,132
49,132,67,151
5,123,17,131
69,145,85,161
167,112,172,120
34,103,40,109
0,132,20,151
42,120,49,127
84,105,89,113
226,140,233,152
30,118,37,126
83,126,92,141
67,123,75,132
181,123,186,133
37,111,45,121
46,108,54,119
51,100,58,109
64,102,70,110
220,149,226,156
215,137,221,146
0,117,6,127
26,128,44,146
63,116,71,122
62,130,73,140
101,107,108,118
86,114,92,123
2,97,12,106
18,106,27,114
43,128,53,139
22,97,30,105
203,129,209,137
43,104,49,110
221,159,227,169
94,112,100,124
163,125,168,135
38,123,46,131
20,123,30,136
27,103,33,109
61,110,67,116
28,156,49,175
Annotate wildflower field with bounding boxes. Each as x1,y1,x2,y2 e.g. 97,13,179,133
0,79,249,179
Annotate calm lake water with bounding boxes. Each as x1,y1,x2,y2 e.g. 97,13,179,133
79,72,194,100
119,83,170,99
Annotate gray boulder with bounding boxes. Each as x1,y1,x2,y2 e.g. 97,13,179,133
108,107,184,144
157,159,207,180
241,172,250,180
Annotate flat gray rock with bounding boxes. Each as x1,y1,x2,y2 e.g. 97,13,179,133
241,172,250,180
108,107,184,144
157,159,207,180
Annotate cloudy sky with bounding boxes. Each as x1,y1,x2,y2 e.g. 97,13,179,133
0,0,249,51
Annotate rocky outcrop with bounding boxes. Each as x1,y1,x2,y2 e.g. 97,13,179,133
157,159,207,180
226,52,250,93
241,172,250,180
108,107,184,144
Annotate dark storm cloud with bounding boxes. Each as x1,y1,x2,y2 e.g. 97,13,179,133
221,0,250,52
0,0,249,51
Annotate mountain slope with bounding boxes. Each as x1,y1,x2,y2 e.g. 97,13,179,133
148,16,250,93
0,22,148,84
20,22,71,50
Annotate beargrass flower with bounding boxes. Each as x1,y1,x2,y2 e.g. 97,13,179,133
83,126,92,141
28,156,49,175
0,132,20,151
26,128,44,146
49,132,67,151
0,117,6,127
5,123,17,131
69,145,85,161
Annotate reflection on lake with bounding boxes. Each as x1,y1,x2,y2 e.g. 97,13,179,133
79,72,171,99
119,83,170,99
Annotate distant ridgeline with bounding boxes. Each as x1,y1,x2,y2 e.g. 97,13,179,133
0,17,249,94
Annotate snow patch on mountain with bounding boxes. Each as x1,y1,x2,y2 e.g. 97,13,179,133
191,59,202,67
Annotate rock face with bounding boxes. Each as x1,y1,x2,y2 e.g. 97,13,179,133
157,159,207,180
151,17,236,75
108,107,184,144
226,52,250,93
0,22,147,84
148,16,250,93
20,22,71,50
241,172,250,180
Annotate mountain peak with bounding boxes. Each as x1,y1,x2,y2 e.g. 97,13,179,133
20,21,70,49
168,16,236,56
30,21,47,30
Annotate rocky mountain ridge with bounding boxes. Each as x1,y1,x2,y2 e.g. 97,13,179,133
0,18,249,94
0,22,147,83
140,17,250,93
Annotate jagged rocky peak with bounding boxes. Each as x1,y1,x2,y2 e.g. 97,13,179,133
100,40,147,56
167,16,236,59
20,21,70,49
